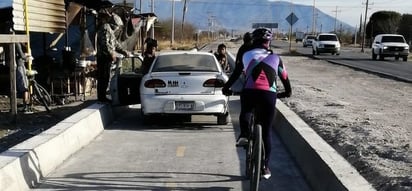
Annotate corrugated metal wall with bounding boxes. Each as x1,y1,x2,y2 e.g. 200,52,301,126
11,0,66,33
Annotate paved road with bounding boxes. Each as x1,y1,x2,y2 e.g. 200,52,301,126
278,40,412,82
34,96,311,191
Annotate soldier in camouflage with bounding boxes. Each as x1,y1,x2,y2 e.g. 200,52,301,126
96,12,129,102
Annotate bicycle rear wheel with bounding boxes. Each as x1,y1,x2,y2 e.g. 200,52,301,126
250,124,262,191
245,113,256,177
33,82,51,112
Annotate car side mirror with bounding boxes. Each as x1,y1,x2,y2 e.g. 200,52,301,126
375,42,380,44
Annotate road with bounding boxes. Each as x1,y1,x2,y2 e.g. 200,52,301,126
275,40,412,83
34,97,311,190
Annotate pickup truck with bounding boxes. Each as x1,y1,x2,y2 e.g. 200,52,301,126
312,33,341,55
371,34,409,61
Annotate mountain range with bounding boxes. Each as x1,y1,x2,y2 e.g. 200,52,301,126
112,0,356,34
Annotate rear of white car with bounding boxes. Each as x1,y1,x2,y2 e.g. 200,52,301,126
140,51,229,124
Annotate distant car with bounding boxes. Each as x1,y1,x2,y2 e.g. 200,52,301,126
371,34,409,61
139,50,230,125
281,36,289,41
312,33,341,55
302,34,316,47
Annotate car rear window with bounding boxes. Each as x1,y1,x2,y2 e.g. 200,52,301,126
152,54,219,72
381,36,405,43
319,35,338,41
307,36,315,39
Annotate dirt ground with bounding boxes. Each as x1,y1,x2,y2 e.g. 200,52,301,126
277,51,411,191
1,44,411,191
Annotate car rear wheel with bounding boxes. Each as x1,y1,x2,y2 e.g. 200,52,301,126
312,49,315,55
217,112,229,125
372,51,377,60
403,56,408,62
141,111,154,125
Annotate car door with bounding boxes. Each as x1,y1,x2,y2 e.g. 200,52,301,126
110,55,144,106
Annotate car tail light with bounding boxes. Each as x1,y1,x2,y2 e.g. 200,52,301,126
203,79,225,88
144,79,166,88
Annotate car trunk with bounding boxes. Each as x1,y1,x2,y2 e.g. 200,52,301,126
148,72,223,95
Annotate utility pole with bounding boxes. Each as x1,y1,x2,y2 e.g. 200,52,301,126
171,0,175,46
312,0,316,34
150,0,155,39
361,0,371,53
332,6,341,33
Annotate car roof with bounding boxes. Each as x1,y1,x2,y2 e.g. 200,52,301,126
375,34,404,37
157,50,213,57
317,33,337,36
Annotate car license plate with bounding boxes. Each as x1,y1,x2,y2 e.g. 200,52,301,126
176,101,194,110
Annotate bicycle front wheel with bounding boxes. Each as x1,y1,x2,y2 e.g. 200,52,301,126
33,82,51,112
250,124,262,191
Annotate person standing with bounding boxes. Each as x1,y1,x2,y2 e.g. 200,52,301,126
96,12,129,102
214,43,230,72
141,38,158,75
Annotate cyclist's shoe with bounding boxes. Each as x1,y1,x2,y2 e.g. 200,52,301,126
262,166,271,180
236,136,248,147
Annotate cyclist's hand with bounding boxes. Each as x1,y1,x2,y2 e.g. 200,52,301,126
222,86,232,96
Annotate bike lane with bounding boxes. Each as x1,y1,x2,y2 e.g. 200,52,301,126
33,97,311,191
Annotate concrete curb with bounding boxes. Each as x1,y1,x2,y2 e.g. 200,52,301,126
274,100,376,191
0,103,113,191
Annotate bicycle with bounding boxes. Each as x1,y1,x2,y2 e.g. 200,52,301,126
244,109,264,191
26,69,52,113
224,89,265,191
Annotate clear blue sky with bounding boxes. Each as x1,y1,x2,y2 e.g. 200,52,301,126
116,0,411,26
280,0,411,25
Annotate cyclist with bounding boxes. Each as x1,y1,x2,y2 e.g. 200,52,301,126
222,28,292,179
222,31,252,142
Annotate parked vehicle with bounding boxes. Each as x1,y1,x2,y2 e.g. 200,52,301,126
312,33,341,55
295,31,305,43
302,34,316,47
371,34,409,61
139,50,229,125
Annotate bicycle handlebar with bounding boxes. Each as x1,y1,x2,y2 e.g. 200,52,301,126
222,88,290,98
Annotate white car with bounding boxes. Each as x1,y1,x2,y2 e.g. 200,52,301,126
140,50,230,125
371,34,409,61
302,34,316,47
312,33,341,55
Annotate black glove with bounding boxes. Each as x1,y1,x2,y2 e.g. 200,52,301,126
222,86,232,96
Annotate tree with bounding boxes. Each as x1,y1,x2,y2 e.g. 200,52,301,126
366,11,402,39
397,14,412,44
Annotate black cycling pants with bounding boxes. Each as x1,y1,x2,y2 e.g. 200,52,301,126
240,89,277,167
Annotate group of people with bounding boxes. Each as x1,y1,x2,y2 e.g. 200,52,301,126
222,28,292,179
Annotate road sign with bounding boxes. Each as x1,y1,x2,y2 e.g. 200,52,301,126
286,12,299,26
252,23,278,29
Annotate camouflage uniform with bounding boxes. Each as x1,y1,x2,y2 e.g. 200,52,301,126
96,13,128,102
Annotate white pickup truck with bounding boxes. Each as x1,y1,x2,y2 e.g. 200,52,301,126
312,33,341,55
371,34,409,61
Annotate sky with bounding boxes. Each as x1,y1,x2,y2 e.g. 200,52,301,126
282,0,412,25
